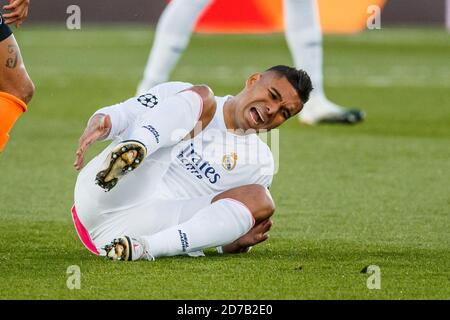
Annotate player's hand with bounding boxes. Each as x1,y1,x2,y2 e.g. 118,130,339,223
3,0,30,28
74,114,111,171
223,218,273,254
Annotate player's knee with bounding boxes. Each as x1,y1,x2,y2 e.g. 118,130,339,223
254,185,275,221
19,78,35,104
243,184,275,222
213,184,275,222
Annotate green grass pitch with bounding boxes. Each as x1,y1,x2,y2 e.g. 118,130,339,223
0,26,449,299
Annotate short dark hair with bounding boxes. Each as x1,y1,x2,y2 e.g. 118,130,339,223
266,65,313,104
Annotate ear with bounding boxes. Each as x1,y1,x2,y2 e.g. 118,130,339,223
245,73,262,89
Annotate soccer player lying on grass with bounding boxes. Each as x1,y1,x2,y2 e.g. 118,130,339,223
73,65,312,261
0,0,35,153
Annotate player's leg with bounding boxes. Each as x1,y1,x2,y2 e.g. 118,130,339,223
73,94,174,224
136,0,212,94
0,25,35,152
283,0,363,125
104,184,275,261
73,87,208,250
94,87,210,191
73,144,175,245
72,148,175,256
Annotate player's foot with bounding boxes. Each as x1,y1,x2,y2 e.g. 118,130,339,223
298,95,365,125
318,109,365,124
95,140,147,191
103,236,154,261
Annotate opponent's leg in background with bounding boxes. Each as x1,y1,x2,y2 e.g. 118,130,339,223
105,184,275,261
0,31,35,152
136,0,212,94
283,0,363,125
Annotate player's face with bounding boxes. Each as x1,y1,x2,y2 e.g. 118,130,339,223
237,72,303,131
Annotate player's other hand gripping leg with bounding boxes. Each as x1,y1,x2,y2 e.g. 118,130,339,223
95,140,147,191
103,236,154,261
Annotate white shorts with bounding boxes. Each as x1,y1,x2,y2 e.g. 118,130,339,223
73,141,215,254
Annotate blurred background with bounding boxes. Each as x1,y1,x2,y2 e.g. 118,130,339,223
24,0,450,30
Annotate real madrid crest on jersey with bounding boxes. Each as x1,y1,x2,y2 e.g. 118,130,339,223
222,152,238,171
137,93,158,108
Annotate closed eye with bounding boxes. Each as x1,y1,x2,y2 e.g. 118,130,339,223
269,90,277,100
282,109,290,119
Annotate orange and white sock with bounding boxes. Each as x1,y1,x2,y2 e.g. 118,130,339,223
0,92,27,152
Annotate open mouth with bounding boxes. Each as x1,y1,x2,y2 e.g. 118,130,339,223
250,107,264,126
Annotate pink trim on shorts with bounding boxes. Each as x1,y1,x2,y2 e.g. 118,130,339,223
223,198,256,226
71,205,100,255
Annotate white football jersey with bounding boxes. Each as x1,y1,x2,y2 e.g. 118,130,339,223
92,81,274,201
157,95,274,200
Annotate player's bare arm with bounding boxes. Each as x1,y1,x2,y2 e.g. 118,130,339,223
3,0,30,28
74,114,112,171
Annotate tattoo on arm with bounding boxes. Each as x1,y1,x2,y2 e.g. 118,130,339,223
6,45,19,69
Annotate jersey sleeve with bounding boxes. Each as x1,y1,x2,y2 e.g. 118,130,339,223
92,82,193,140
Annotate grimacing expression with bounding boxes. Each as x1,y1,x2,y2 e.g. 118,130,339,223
237,72,303,131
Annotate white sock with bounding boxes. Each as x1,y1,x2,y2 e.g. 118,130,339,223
137,0,212,94
141,199,255,258
284,0,325,98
